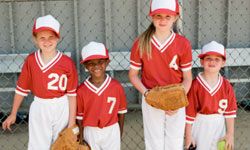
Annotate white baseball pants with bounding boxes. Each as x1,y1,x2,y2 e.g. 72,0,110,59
28,95,69,150
84,123,121,150
142,96,186,150
192,114,225,150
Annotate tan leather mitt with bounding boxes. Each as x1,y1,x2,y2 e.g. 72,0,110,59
145,83,189,111
51,125,91,150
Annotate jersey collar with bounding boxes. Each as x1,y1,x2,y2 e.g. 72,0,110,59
84,74,111,96
197,72,223,96
35,50,62,73
151,31,176,53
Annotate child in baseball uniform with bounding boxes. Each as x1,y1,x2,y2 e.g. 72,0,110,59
2,15,78,149
129,0,193,149
76,41,127,150
185,41,237,150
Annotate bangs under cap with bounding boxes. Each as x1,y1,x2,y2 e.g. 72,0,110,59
80,41,109,64
33,15,60,38
199,41,226,60
149,0,179,16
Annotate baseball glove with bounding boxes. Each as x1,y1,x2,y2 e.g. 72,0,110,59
145,83,189,111
51,125,91,150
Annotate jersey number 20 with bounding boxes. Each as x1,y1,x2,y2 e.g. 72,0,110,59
48,73,68,91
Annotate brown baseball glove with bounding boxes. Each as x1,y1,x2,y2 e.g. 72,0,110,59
145,83,189,111
51,125,91,150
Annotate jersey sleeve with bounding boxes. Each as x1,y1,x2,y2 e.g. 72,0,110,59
180,39,192,72
15,57,31,96
130,39,142,70
224,83,237,118
186,81,198,124
66,59,78,96
76,86,84,121
117,84,127,114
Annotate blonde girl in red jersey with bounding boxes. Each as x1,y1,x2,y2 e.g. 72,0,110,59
129,0,193,149
2,15,78,149
185,41,237,150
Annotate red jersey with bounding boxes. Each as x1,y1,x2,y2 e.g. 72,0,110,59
130,33,192,89
186,73,237,124
77,75,127,128
15,50,78,98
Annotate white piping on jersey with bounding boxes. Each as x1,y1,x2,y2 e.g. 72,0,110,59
67,93,76,96
67,89,77,93
151,32,176,53
130,65,141,70
224,110,237,118
197,73,223,96
76,116,83,120
118,109,128,114
15,85,30,96
130,60,141,70
84,74,112,96
15,89,28,96
35,50,62,73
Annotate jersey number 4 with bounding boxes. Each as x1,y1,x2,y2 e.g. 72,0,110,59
48,73,68,91
169,55,178,70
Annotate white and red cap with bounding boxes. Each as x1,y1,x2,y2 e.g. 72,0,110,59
199,41,226,60
80,41,109,64
33,15,60,38
149,0,179,16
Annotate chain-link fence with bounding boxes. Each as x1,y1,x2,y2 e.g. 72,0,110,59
0,0,250,149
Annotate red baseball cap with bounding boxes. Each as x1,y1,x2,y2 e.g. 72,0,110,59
80,41,109,64
199,41,226,60
149,0,179,16
33,15,60,38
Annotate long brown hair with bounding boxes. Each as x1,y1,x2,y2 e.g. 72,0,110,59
137,23,155,59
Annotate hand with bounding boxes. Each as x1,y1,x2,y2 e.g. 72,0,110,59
185,135,196,150
2,114,17,131
165,109,178,116
220,134,234,150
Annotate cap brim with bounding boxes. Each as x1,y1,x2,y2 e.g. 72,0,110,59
80,55,109,64
33,27,60,38
149,9,178,16
198,52,226,60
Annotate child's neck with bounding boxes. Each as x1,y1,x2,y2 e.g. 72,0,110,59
154,30,172,44
89,74,107,88
40,50,57,65
201,72,220,88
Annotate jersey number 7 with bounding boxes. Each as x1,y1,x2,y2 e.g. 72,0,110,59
107,97,116,114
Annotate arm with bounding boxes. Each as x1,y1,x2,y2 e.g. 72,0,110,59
182,70,193,94
118,114,125,138
128,68,147,95
185,123,195,149
77,119,84,144
67,96,77,128
222,118,235,150
2,94,24,130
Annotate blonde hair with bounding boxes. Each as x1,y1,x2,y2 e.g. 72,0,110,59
137,17,180,59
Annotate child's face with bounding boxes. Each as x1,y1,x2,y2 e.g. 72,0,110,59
84,59,110,78
34,30,59,53
200,55,225,73
151,13,178,32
